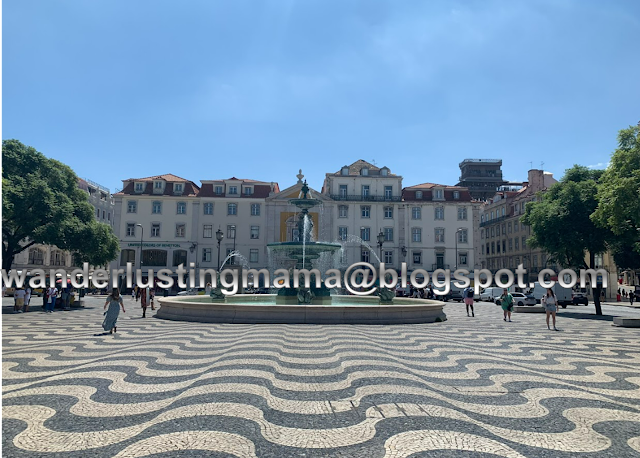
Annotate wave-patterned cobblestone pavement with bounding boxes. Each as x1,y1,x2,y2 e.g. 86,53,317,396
3,298,640,457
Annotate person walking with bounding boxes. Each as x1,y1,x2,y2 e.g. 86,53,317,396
463,286,475,317
500,288,514,322
61,281,71,311
631,291,635,305
103,288,125,334
45,286,58,313
14,287,26,313
140,286,149,318
24,287,31,313
205,282,212,296
543,288,559,330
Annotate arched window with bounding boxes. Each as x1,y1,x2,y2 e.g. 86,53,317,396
120,249,136,266
28,248,45,265
173,250,187,267
50,250,66,266
142,249,167,266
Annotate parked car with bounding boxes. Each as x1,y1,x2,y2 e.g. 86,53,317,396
479,287,504,302
572,291,588,306
528,282,573,307
496,292,536,306
178,288,206,296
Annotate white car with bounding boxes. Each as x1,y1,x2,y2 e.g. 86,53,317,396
495,292,536,306
479,287,504,302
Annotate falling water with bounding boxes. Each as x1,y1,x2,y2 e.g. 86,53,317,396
344,234,381,264
302,214,311,270
220,250,250,270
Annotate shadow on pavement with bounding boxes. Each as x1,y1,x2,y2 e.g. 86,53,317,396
558,312,614,321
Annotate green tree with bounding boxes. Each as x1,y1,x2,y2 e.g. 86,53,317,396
2,139,119,271
592,125,640,277
522,165,609,315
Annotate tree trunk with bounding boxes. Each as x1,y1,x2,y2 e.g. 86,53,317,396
2,244,14,271
590,252,603,316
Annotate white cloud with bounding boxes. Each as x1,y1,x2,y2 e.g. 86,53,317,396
587,162,609,169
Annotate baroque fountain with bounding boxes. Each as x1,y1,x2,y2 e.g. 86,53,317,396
156,178,446,324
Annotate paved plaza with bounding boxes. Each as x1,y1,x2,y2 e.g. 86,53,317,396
3,296,640,457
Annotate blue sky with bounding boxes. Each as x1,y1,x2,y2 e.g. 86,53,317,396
4,0,640,193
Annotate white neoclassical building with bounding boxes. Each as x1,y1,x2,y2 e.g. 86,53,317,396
111,161,479,289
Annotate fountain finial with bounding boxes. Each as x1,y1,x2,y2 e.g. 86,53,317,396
296,169,304,184
300,180,310,199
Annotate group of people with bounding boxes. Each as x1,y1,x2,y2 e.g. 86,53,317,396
619,288,636,305
102,286,156,334
8,283,73,313
459,286,560,330
409,286,437,299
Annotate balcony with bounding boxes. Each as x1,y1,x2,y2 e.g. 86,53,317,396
480,215,508,227
330,194,402,202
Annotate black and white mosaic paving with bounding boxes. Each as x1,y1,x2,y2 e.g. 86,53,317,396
3,297,640,457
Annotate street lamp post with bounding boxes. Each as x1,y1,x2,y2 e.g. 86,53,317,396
455,228,463,271
136,224,144,285
377,230,385,264
401,245,407,261
216,227,224,270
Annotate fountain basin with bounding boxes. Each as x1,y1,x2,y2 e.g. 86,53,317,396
156,294,447,324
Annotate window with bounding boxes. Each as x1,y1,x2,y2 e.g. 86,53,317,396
251,204,260,216
96,208,100,218
203,203,213,215
341,166,349,176
203,225,212,238
214,186,223,195
384,206,393,218
491,242,495,254
361,206,370,218
486,243,490,254
508,222,512,233
361,168,369,176
174,183,183,194
412,227,422,242
338,226,348,241
415,191,423,199
126,223,135,237
229,186,238,195
250,226,260,239
412,207,421,219
491,227,495,237
502,240,506,252
361,250,370,262
502,224,506,235
250,249,259,263
497,242,500,253
522,237,527,249
226,248,235,265
435,207,444,220
413,251,422,264
384,250,393,264
384,186,392,199
457,207,467,220
435,228,445,243
521,202,525,212
361,227,370,241
154,181,163,189
533,255,538,267
228,203,237,215
515,238,520,250
481,215,485,223
434,189,444,200
102,210,105,219
152,201,162,214
134,182,144,192
177,202,187,214
481,244,484,255
339,185,347,198
381,168,388,176
491,211,494,220
244,187,253,196
108,212,110,221
173,250,187,266
176,224,186,237
458,252,468,266
481,229,484,239
127,200,137,213
151,223,160,237
227,225,236,239
509,238,513,251
361,185,370,198
338,205,348,218
453,191,460,200
502,207,506,216
120,249,135,266
514,222,519,232
142,249,167,266
457,229,468,243
384,227,393,241
50,250,65,266
202,248,212,263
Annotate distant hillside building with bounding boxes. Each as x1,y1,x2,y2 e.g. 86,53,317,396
457,159,506,201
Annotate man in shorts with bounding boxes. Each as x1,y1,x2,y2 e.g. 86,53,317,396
14,287,26,313
463,286,475,317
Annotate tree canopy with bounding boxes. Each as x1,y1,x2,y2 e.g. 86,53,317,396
592,125,640,271
2,139,119,270
522,165,609,315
